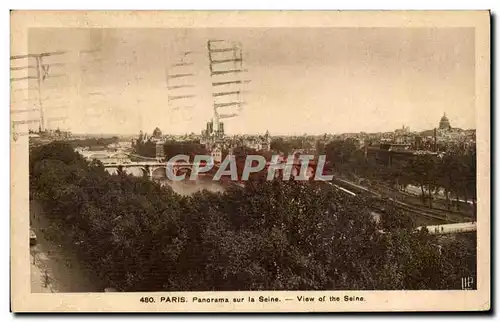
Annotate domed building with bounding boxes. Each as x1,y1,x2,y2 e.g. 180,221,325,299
152,127,163,139
439,113,451,130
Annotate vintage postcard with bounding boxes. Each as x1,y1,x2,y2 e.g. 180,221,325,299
10,10,490,312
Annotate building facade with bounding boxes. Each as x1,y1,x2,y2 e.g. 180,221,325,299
439,113,452,130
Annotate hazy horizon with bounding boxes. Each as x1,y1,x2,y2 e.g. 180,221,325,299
61,124,477,139
17,27,476,135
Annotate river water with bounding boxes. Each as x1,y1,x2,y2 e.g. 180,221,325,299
160,179,226,196
104,167,227,196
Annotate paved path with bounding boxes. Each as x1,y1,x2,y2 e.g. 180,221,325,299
30,253,54,293
417,222,477,235
30,200,104,293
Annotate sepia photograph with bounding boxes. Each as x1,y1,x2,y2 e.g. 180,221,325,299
10,10,490,312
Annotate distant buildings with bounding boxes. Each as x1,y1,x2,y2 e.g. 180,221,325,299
393,125,412,145
201,120,225,149
199,119,271,162
364,112,475,165
433,113,476,151
200,120,226,162
239,131,271,152
131,111,474,164
29,127,72,140
439,113,452,130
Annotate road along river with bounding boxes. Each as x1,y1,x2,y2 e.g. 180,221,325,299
30,200,106,292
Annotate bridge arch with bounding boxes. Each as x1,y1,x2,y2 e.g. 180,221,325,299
109,152,132,162
88,152,110,160
109,152,130,158
151,166,167,179
124,166,148,177
105,167,118,175
102,161,199,180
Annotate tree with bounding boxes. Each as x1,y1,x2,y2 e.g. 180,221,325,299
134,140,157,158
163,140,207,160
406,155,438,208
270,138,292,155
437,153,461,211
30,141,477,291
462,149,477,218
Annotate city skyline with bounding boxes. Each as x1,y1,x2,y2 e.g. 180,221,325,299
12,11,488,312
68,116,475,138
24,27,476,135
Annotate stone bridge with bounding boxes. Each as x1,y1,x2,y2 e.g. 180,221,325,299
101,157,328,181
102,161,197,179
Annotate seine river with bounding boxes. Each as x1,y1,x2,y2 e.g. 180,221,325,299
104,167,226,196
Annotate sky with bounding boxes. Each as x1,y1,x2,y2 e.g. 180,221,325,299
18,27,475,135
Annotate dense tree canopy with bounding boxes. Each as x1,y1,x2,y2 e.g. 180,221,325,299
65,137,119,149
134,138,207,159
321,139,477,215
30,142,476,291
270,137,312,154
